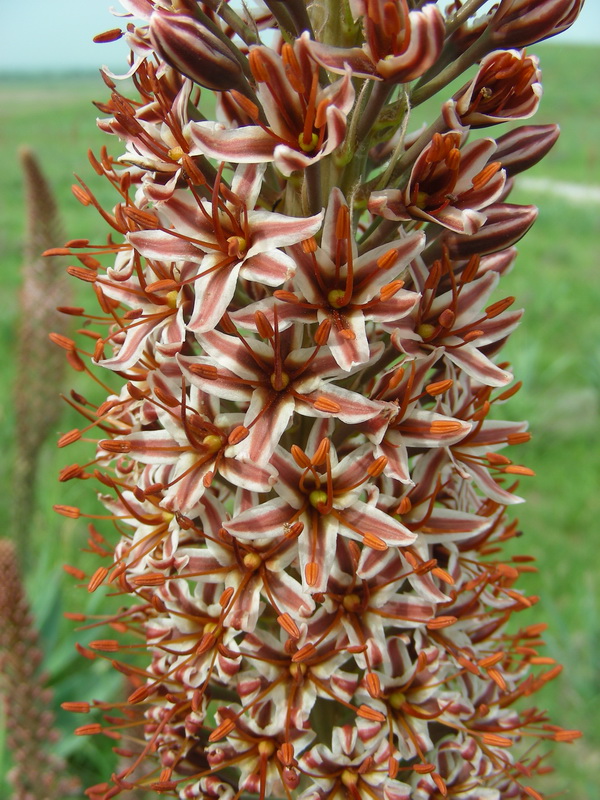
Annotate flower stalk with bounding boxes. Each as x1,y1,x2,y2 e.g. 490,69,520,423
11,149,70,561
50,1,585,798
0,539,78,799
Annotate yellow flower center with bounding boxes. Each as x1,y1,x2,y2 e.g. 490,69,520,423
243,552,262,571
418,323,437,340
341,770,359,788
168,145,184,161
258,740,275,757
270,372,290,391
389,690,406,710
227,236,247,257
309,490,328,509
202,435,222,452
342,593,361,612
298,132,319,152
166,290,179,309
327,289,346,308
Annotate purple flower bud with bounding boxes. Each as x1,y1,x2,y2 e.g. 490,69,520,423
495,124,560,177
443,203,538,257
149,8,245,92
491,0,585,47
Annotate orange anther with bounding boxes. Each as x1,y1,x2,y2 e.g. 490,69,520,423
357,704,385,722
208,719,236,742
75,723,103,736
278,613,300,639
63,564,87,580
366,672,381,698
362,532,388,551
87,566,109,592
504,465,535,476
305,561,319,586
89,639,119,652
311,438,330,466
426,616,457,630
61,702,91,713
292,642,316,663
481,733,513,747
376,248,398,270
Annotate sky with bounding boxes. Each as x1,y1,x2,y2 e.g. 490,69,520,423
0,0,599,73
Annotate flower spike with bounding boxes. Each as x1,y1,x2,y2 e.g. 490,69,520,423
52,1,584,797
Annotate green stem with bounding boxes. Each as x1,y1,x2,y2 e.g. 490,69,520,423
357,217,397,255
200,0,261,46
355,80,394,143
304,162,323,217
262,0,298,39
268,0,315,37
444,0,492,36
410,31,491,108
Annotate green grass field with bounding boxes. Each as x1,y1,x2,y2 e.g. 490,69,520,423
0,43,599,797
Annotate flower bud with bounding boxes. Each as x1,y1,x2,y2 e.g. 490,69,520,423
491,0,585,47
149,8,245,92
443,203,538,258
494,124,560,178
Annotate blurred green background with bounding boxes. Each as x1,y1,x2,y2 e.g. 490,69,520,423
0,42,599,797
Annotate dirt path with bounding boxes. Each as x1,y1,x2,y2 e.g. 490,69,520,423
519,177,600,204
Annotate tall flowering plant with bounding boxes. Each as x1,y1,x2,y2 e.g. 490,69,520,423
50,1,584,798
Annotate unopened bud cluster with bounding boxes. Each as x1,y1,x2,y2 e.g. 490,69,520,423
51,1,584,798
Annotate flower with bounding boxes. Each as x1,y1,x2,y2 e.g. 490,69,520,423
188,33,356,176
232,188,425,370
444,50,542,129
179,327,391,465
128,162,323,333
224,433,416,591
308,1,445,84
369,133,506,234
